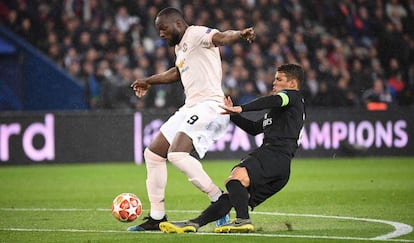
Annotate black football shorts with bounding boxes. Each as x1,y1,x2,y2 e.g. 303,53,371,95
236,147,291,209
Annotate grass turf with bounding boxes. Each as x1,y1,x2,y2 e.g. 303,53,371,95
0,157,413,242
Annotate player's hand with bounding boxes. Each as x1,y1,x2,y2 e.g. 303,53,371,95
131,80,151,98
240,27,256,43
219,96,242,115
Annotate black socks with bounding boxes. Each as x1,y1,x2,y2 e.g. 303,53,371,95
191,194,232,227
191,179,250,226
226,179,249,219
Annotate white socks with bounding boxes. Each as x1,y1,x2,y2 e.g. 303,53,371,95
167,152,222,202
144,148,167,220
145,149,222,220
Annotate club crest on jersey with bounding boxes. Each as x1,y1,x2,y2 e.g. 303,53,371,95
177,59,189,74
177,59,185,69
182,43,187,52
263,113,272,128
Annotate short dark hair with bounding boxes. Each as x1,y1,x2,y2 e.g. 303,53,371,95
157,7,184,19
277,64,304,87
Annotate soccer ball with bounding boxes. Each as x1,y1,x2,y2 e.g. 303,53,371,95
112,193,142,222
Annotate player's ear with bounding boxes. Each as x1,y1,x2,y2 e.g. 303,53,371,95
290,79,298,89
176,19,184,29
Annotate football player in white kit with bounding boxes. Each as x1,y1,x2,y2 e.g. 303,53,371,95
128,7,255,231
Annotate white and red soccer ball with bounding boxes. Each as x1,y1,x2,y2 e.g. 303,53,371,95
112,193,142,222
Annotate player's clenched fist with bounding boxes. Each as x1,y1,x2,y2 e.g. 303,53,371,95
240,27,256,43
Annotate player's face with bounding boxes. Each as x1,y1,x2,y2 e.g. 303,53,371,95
155,16,181,46
272,71,294,93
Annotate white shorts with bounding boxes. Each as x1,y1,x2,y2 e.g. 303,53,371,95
160,101,230,158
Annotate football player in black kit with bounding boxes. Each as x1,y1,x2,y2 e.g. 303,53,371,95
159,63,306,233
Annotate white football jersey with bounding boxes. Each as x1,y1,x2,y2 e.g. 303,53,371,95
175,25,225,107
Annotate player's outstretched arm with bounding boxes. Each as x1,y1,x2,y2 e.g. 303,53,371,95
212,27,255,46
131,67,180,98
219,96,242,115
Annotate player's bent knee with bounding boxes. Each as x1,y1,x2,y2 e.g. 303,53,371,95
167,152,189,164
226,167,250,187
167,151,198,174
167,152,217,194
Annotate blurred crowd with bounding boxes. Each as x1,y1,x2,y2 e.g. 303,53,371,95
1,0,413,111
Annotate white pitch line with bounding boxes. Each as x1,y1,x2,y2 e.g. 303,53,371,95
0,208,412,242
1,227,413,242
246,211,413,240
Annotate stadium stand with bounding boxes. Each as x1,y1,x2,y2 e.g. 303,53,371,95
0,0,413,111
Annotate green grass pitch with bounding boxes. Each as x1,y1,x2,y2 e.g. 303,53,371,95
0,157,413,243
